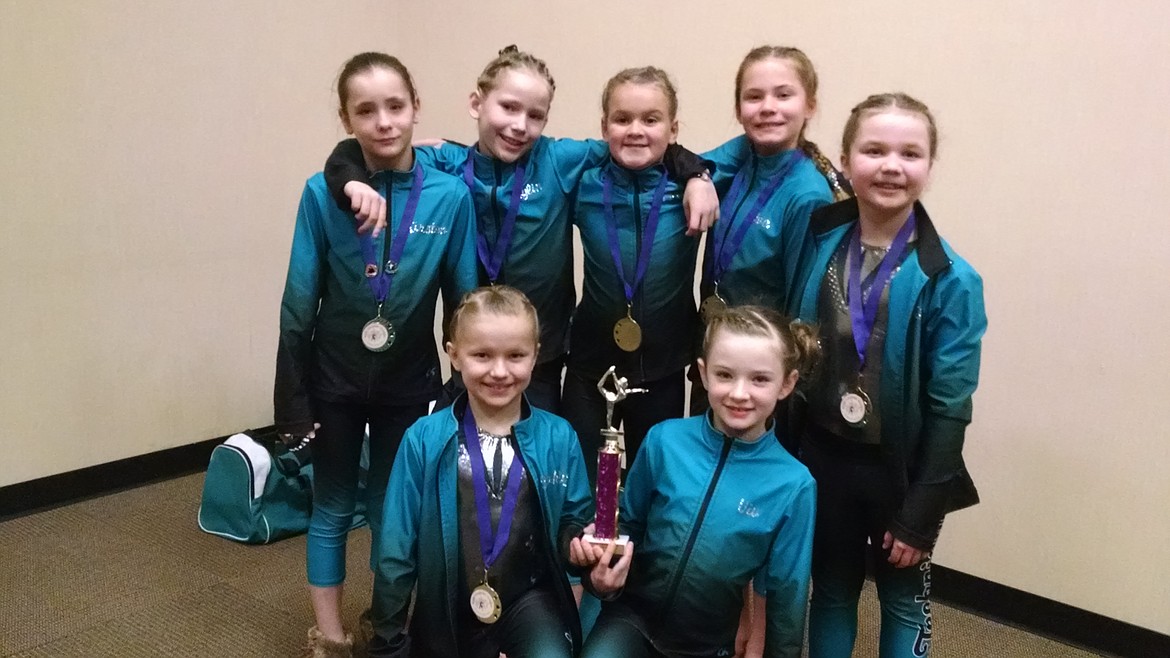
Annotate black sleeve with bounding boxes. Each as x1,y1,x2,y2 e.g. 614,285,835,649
323,138,369,211
663,143,712,181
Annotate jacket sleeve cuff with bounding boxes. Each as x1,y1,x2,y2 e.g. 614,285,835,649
663,143,714,181
324,138,369,211
891,482,950,550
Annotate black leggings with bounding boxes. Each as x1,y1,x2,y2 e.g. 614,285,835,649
458,586,575,658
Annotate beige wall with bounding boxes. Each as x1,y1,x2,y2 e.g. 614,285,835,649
2,0,1168,636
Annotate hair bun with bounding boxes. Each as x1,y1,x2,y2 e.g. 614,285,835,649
498,45,519,55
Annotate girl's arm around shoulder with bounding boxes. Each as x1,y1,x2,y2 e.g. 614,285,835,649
323,139,367,211
546,136,608,194
701,134,752,189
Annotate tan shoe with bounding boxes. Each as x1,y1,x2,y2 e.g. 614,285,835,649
303,626,354,658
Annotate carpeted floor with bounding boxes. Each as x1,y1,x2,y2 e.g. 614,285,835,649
2,474,1103,657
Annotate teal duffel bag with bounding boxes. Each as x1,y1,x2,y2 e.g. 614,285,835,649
198,432,314,544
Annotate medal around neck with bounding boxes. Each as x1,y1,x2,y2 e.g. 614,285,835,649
361,316,394,352
469,583,501,623
613,306,642,352
699,292,727,324
581,367,644,556
840,389,870,426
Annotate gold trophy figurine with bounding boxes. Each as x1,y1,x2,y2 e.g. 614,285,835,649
582,366,644,555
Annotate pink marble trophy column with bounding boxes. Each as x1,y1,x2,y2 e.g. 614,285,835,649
583,366,642,554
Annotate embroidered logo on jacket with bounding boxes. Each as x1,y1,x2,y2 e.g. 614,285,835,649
753,215,773,230
737,498,760,518
539,470,569,488
410,224,450,235
520,183,542,201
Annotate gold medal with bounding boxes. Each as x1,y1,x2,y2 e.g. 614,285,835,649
700,293,727,323
613,306,642,352
469,582,502,623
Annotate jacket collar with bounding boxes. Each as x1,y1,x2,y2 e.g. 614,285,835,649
700,410,778,451
810,197,951,277
602,159,667,187
448,393,533,433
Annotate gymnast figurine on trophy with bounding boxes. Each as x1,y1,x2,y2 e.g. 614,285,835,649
578,365,644,556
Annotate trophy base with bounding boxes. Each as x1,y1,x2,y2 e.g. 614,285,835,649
582,533,629,556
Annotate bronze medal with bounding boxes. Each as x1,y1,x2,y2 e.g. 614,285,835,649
700,293,728,323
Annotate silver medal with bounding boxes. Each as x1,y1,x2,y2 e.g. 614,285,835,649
361,317,395,352
840,391,869,425
469,583,501,623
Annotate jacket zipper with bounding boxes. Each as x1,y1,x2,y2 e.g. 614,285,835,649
632,175,645,379
661,435,734,614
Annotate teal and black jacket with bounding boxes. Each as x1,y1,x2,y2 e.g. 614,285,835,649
702,135,834,315
274,163,477,435
789,198,987,549
373,395,594,658
569,160,700,385
608,415,816,658
324,138,708,366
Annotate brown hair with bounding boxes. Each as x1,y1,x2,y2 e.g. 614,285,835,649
842,92,939,159
601,66,679,120
448,285,540,345
337,52,417,115
734,46,818,117
734,46,849,200
702,305,820,378
475,45,556,101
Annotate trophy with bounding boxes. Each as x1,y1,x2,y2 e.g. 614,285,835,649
582,366,645,555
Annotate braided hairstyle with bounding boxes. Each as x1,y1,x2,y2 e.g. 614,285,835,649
475,45,556,101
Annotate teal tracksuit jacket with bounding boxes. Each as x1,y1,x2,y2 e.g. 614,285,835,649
274,163,478,435
569,160,700,385
702,135,833,314
421,137,607,363
790,198,987,548
610,415,816,657
373,396,594,657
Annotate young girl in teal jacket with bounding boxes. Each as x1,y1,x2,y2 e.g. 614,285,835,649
562,66,702,481
573,305,820,658
368,286,620,658
690,46,845,415
276,52,478,658
788,93,987,658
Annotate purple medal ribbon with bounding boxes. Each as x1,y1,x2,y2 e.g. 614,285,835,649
847,213,917,367
706,152,804,284
461,407,524,574
462,153,527,283
602,169,669,304
360,165,425,303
